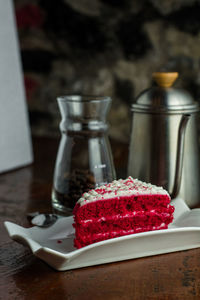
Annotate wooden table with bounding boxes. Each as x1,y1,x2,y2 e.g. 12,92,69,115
1,137,200,300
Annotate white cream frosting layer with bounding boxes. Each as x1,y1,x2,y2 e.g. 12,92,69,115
80,210,171,224
77,176,170,206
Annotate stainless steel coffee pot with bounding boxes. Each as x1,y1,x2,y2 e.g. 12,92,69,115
128,72,200,207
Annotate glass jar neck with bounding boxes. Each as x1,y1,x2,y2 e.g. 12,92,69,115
60,120,108,132
57,95,111,133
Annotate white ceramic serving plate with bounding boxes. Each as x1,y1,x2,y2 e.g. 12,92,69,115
4,198,200,271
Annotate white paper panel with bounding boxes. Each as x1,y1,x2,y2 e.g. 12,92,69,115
0,0,33,173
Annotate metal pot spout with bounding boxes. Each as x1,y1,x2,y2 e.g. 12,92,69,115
170,114,191,199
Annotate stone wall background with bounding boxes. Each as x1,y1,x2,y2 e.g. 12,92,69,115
14,0,200,142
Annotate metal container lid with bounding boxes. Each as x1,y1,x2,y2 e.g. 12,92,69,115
132,72,199,114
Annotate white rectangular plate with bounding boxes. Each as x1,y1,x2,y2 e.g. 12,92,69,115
4,198,200,271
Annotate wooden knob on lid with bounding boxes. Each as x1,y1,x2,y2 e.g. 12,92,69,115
152,72,179,88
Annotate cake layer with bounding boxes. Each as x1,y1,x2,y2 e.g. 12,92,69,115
73,177,174,249
74,223,168,249
74,194,171,223
74,210,174,236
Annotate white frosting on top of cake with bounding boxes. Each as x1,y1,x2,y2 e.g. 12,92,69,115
77,176,170,206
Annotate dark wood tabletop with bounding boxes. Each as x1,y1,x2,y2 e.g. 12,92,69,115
1,136,200,300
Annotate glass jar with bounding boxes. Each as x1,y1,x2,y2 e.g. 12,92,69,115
52,95,116,215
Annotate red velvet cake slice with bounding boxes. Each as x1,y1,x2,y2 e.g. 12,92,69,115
73,177,174,249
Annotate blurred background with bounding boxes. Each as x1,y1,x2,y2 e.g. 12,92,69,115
13,0,200,143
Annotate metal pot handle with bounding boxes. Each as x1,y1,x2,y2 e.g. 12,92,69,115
170,114,190,199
